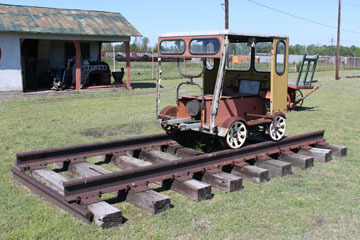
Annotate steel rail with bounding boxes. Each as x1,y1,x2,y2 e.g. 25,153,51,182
63,130,325,203
16,133,175,170
11,167,93,222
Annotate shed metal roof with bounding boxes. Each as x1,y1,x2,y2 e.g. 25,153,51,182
160,29,288,39
0,4,141,37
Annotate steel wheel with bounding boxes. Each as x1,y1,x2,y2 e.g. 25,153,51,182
224,121,247,149
268,115,286,141
161,123,178,135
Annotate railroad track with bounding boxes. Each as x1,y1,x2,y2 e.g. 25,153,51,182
12,130,347,228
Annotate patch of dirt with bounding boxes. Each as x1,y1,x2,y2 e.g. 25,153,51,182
312,215,325,227
79,123,144,139
193,218,211,231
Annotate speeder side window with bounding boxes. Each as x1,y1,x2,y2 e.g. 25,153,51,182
160,40,186,55
189,38,220,55
276,41,286,75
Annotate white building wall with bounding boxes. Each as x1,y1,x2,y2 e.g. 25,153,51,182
0,33,23,91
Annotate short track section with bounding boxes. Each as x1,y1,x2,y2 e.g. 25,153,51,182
12,130,347,228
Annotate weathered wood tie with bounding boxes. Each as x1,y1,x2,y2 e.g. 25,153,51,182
165,146,243,192
231,163,269,184
138,150,212,201
298,147,332,162
278,152,314,170
255,159,292,177
70,161,170,215
32,168,122,228
316,143,347,157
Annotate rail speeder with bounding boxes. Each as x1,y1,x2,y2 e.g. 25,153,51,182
156,30,289,149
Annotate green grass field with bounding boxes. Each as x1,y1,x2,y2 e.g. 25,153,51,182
0,70,359,240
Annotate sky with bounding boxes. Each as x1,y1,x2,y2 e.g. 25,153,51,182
0,0,359,47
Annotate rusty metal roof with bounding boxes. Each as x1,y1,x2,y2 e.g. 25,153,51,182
0,4,141,37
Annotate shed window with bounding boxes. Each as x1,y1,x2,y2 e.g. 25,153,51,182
276,41,286,75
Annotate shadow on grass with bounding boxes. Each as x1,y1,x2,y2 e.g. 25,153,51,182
131,82,164,89
289,106,319,112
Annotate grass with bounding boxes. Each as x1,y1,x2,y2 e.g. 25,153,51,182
0,70,359,239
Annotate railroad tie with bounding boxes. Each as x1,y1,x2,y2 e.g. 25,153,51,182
231,163,269,184
298,147,332,163
70,161,170,215
278,152,314,170
32,168,122,229
164,146,243,192
316,143,347,157
254,159,292,177
138,150,212,201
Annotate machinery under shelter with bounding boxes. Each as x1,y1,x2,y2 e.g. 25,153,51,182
0,3,141,93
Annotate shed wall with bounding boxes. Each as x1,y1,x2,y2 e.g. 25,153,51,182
0,33,22,91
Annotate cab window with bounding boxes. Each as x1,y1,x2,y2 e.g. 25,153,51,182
190,38,220,55
255,41,272,72
276,41,286,75
160,40,186,54
226,42,251,71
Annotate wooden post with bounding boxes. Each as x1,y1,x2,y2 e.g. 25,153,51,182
112,45,116,72
74,40,81,90
225,0,229,29
335,0,341,80
125,41,131,88
152,48,154,80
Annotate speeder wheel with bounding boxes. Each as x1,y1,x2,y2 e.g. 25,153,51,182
223,121,247,149
268,115,286,141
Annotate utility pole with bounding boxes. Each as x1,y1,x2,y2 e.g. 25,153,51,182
335,0,341,80
225,0,229,29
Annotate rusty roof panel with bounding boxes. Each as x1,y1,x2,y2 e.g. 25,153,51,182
0,4,141,37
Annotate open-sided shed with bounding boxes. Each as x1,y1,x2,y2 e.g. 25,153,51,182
0,3,141,92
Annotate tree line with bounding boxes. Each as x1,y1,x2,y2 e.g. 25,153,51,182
289,44,360,56
102,37,360,57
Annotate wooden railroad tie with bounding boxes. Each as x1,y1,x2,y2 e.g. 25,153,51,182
70,161,171,215
255,159,292,177
138,150,212,201
278,152,314,170
32,168,123,229
298,147,332,163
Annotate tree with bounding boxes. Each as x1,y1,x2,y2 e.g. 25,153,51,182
153,43,158,53
141,37,150,52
